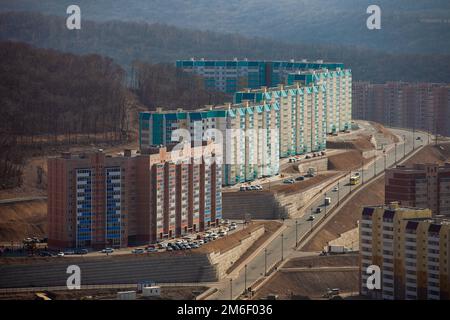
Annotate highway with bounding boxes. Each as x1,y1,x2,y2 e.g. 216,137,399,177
209,123,431,300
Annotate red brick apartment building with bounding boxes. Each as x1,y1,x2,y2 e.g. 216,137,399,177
47,144,222,249
385,163,450,217
352,82,450,137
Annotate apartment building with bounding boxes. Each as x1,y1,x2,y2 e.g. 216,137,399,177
235,68,352,136
47,144,222,249
385,163,450,217
286,68,352,134
352,81,450,137
139,102,280,185
360,203,450,300
176,58,345,94
139,76,345,185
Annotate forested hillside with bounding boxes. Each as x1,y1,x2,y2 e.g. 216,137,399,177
1,0,449,54
1,12,450,83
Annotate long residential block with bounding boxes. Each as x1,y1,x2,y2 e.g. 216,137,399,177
47,144,222,249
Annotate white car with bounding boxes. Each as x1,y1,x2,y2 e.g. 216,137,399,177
333,186,339,192
57,252,65,257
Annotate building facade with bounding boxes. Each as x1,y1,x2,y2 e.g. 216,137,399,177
360,203,450,300
352,82,450,137
385,163,450,217
176,59,345,94
139,77,347,185
47,145,222,249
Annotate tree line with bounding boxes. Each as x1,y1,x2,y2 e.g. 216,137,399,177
1,11,450,83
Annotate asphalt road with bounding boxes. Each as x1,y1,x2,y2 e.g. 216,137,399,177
210,124,430,300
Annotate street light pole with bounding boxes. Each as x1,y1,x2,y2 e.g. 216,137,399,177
374,156,377,176
361,160,364,184
295,220,298,248
337,181,340,206
349,171,352,194
264,248,267,276
281,233,284,261
244,264,247,294
403,135,406,158
230,279,233,300
395,143,397,164
324,192,327,216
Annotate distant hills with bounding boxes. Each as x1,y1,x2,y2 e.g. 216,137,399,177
1,11,450,83
1,0,450,54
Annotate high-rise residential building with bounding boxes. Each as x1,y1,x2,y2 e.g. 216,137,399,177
139,103,280,186
237,68,352,135
47,144,222,249
385,163,450,217
139,77,348,185
176,58,345,94
352,81,450,137
360,203,450,300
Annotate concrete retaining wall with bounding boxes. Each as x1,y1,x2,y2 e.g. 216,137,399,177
0,254,218,288
208,227,265,278
222,177,336,220
297,158,328,174
0,228,267,288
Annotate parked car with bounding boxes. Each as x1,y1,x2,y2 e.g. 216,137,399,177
57,252,65,257
190,243,199,249
283,178,295,184
146,247,157,253
305,155,311,159
63,250,75,255
132,248,145,254
166,246,174,252
158,242,168,249
295,176,305,181
333,186,339,192
197,240,204,245
307,215,315,221
239,186,246,192
218,231,227,237
101,248,114,254
75,249,88,255
250,186,258,191
254,185,263,190
316,207,322,213
321,151,326,156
